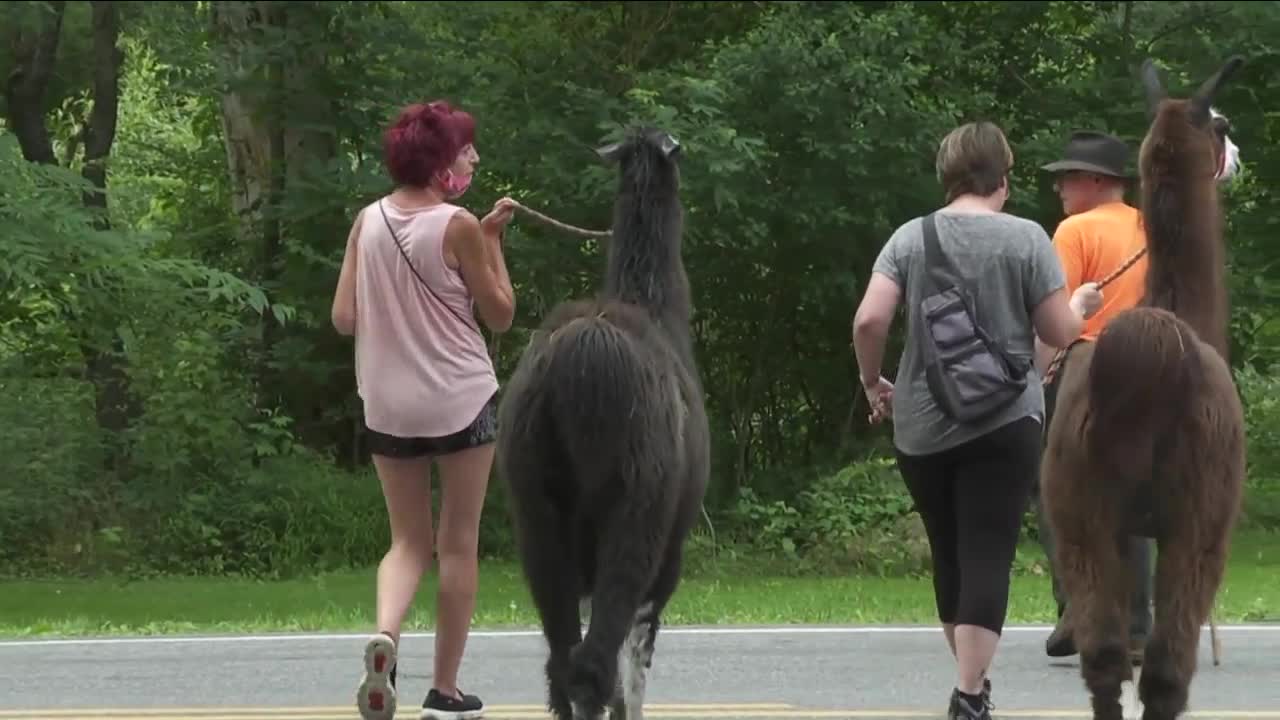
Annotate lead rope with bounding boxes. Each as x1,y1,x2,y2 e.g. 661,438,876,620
482,200,610,360
509,200,611,238
1042,245,1148,385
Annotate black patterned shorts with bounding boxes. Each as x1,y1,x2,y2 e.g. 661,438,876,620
365,392,499,459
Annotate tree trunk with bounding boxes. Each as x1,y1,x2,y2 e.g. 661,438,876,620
212,1,339,422
730,296,778,494
4,0,138,477
3,1,66,165
212,1,284,417
79,1,139,476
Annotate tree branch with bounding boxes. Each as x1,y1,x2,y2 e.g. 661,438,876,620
1121,0,1133,46
1143,5,1236,57
80,1,122,222
83,1,122,166
2,0,67,164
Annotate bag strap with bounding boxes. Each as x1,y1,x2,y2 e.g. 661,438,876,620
377,199,477,331
921,211,1030,373
920,212,960,293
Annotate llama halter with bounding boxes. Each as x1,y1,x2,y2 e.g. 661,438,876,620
1212,107,1242,181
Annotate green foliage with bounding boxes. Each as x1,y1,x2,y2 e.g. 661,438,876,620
3,0,1280,579
0,377,103,573
721,363,1280,578
723,455,931,577
1236,366,1280,528
0,130,279,350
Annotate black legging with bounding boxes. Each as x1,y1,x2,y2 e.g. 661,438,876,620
894,415,1041,635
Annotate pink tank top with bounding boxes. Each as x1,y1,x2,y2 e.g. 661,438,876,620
353,196,498,439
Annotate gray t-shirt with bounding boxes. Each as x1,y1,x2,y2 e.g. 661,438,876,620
871,210,1066,456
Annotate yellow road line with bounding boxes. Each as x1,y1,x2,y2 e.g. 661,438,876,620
0,708,800,720
0,706,791,716
3,709,1280,720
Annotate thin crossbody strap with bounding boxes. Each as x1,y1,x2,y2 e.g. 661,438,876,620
377,199,477,331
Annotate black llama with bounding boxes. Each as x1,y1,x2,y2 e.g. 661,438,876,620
496,127,710,720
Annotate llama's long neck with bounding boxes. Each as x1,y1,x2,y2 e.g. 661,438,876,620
1141,158,1231,362
603,187,695,364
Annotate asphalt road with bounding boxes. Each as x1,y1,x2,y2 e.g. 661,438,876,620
1,624,1277,719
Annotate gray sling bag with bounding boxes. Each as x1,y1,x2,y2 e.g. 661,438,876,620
915,212,1031,423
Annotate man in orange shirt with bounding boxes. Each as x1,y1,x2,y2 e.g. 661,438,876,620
1032,130,1153,661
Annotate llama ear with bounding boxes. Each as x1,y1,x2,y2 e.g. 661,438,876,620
1141,58,1167,118
596,140,625,163
1191,55,1245,125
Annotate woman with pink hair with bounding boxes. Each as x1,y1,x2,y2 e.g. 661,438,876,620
332,99,516,720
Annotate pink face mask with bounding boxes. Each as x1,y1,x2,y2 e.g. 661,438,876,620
441,170,473,199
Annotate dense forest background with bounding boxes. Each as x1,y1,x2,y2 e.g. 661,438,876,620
3,0,1279,580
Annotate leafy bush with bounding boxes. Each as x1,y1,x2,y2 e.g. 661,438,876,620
0,378,106,575
1236,365,1280,529
717,364,1280,579
724,455,931,576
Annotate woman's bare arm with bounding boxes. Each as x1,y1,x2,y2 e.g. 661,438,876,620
852,271,902,385
331,210,363,336
451,210,515,333
1032,286,1091,350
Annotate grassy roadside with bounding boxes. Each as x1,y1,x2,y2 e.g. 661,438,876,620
2,531,1276,638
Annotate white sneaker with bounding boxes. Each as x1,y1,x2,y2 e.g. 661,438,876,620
356,633,398,720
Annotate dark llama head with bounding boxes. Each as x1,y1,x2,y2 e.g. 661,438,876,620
595,127,691,343
1137,55,1244,360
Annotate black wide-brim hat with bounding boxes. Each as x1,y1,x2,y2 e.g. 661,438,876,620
1040,130,1134,179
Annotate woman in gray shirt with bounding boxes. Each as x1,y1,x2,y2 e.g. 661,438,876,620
851,121,1101,720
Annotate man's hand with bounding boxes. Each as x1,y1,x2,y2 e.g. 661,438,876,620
481,196,517,238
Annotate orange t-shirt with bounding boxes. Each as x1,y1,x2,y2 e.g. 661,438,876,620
1051,201,1149,342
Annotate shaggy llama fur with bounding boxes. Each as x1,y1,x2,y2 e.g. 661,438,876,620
1039,56,1248,720
496,127,710,720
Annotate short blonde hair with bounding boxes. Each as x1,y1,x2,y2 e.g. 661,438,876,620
935,122,1013,203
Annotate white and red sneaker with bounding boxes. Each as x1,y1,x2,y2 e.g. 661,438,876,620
356,632,398,720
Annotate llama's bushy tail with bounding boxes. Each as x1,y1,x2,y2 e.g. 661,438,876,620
539,306,675,490
534,305,681,711
1085,306,1202,475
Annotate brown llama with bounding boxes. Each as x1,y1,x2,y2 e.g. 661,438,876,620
1039,55,1247,720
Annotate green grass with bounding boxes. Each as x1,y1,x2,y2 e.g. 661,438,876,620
2,531,1277,639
